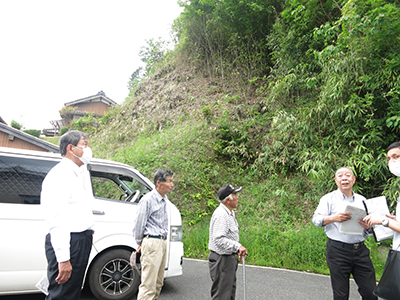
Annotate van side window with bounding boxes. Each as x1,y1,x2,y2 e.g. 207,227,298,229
0,156,56,204
91,171,150,203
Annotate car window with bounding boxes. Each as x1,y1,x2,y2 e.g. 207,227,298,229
0,156,56,204
91,171,150,203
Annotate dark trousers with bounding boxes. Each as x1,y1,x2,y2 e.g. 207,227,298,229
209,251,238,300
326,239,377,300
45,230,93,300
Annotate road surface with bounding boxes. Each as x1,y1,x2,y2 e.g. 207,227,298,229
0,258,366,300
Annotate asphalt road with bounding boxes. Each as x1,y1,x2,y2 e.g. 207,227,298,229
0,258,365,300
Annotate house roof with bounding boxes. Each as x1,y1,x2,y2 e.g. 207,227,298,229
0,116,6,125
64,91,117,107
0,123,59,153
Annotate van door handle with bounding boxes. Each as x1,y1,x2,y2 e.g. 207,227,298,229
92,210,105,215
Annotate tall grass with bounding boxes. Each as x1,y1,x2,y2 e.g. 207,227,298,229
184,218,388,279
90,114,388,279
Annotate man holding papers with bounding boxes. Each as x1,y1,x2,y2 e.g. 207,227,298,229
364,142,400,249
313,167,377,300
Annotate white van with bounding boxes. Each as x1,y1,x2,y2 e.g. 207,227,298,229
0,146,183,300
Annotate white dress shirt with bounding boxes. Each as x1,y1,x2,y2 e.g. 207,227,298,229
41,158,94,262
312,189,368,244
393,200,400,250
208,203,241,255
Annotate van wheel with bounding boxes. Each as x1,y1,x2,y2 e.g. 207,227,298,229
88,249,140,300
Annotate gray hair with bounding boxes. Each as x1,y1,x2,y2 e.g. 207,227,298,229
59,130,88,156
335,167,355,178
154,168,174,187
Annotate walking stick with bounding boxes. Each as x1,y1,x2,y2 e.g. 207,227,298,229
242,255,246,300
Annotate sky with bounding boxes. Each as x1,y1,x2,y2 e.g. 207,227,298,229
0,0,184,130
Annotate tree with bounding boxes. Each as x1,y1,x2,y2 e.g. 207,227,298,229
10,120,23,130
139,38,169,76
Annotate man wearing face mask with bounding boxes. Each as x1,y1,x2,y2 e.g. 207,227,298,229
313,167,377,300
364,142,400,250
41,130,94,300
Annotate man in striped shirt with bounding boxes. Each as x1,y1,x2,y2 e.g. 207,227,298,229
134,169,174,300
208,183,248,300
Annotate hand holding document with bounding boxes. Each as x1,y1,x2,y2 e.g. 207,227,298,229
339,205,367,235
363,196,394,242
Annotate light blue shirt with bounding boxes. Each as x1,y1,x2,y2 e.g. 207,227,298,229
313,189,368,243
133,189,168,245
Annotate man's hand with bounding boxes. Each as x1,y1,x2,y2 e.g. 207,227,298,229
237,245,247,262
136,245,141,254
363,213,395,227
335,212,352,223
358,217,371,230
56,261,72,284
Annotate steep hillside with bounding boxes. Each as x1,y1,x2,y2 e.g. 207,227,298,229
86,0,400,276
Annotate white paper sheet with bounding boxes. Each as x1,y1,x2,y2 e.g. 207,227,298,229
339,204,367,235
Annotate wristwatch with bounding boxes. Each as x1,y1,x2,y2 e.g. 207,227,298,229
382,218,389,227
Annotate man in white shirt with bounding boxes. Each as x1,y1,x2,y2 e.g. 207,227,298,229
312,167,377,300
208,183,248,300
41,130,94,300
364,142,400,249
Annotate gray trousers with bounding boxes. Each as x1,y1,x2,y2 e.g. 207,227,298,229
209,251,238,300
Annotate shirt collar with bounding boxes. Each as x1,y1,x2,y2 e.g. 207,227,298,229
338,189,355,202
153,189,167,202
220,202,234,216
61,157,82,176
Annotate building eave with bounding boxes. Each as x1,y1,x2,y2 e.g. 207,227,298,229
64,91,117,107
0,123,60,153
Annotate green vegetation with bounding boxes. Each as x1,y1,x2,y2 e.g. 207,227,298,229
10,120,23,130
23,129,40,138
79,0,399,279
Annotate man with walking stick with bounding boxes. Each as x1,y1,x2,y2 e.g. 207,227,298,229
208,183,248,300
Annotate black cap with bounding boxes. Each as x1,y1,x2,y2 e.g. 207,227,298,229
217,184,243,201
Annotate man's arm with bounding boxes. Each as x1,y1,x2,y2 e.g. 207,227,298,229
364,214,400,234
133,197,149,248
322,212,352,226
41,164,75,283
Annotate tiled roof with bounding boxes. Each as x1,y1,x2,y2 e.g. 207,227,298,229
0,123,59,153
64,91,117,107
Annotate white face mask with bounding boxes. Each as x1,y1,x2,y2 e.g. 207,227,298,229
389,160,400,177
73,146,93,165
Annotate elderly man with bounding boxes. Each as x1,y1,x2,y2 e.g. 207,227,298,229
41,130,94,300
312,167,377,300
134,168,174,300
208,183,248,300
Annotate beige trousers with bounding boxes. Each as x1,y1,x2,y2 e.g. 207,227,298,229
137,237,167,300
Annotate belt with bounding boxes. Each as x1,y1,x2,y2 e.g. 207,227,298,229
145,235,167,240
329,239,364,250
210,250,237,256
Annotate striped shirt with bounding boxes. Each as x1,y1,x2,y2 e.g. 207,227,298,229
312,189,368,243
209,203,241,255
133,188,168,245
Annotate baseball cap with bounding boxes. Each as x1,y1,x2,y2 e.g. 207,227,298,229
217,184,243,201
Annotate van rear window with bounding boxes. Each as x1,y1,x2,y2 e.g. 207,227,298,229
0,156,56,204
